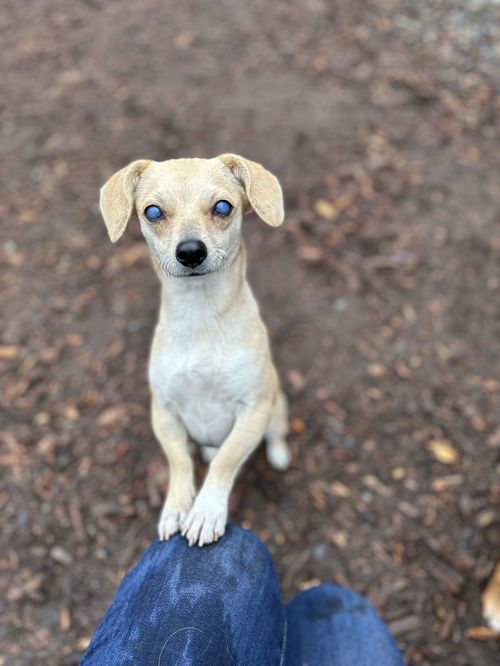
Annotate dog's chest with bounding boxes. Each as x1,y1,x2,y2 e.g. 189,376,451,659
150,334,259,447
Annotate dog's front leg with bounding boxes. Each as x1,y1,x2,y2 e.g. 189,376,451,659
152,398,195,540
182,398,272,547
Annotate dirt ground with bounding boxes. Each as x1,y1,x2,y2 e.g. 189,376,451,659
2,0,500,664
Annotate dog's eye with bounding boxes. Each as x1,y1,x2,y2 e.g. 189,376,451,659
144,205,163,221
213,200,232,216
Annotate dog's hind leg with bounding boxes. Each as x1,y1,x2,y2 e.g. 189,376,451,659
265,389,291,471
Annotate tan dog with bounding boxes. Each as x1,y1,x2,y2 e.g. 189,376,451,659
100,155,290,546
482,563,500,632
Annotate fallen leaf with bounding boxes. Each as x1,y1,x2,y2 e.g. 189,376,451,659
476,508,496,528
98,405,127,426
60,608,71,631
431,475,463,491
427,439,459,465
391,467,406,480
330,530,348,548
0,345,19,360
297,246,323,262
313,199,338,221
76,637,91,651
483,379,499,392
330,481,350,498
291,418,306,434
487,428,500,448
63,405,80,421
298,578,321,590
287,369,307,391
368,363,386,377
363,474,393,497
50,546,73,566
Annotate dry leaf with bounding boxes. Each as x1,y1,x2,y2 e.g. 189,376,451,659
0,345,19,360
98,405,127,426
313,199,338,221
330,481,350,498
297,246,323,262
391,467,406,480
431,475,463,491
368,363,386,377
76,637,91,651
298,578,321,590
427,440,459,465
287,369,307,391
60,608,71,631
291,418,307,434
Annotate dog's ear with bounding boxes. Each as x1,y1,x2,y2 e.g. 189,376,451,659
217,154,284,227
100,160,152,242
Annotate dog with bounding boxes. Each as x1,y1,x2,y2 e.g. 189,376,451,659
482,562,500,632
100,154,290,546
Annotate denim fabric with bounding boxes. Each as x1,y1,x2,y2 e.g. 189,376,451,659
81,526,285,666
81,526,405,666
285,584,405,666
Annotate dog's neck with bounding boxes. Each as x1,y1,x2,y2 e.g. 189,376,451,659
154,243,250,328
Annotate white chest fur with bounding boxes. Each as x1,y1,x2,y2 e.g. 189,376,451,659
148,273,268,447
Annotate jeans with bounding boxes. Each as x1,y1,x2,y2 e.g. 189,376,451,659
81,526,405,665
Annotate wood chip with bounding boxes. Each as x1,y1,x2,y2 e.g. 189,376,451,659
431,475,464,491
465,627,500,641
387,615,421,636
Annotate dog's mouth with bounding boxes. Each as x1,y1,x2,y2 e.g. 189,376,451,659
152,251,228,279
170,268,214,279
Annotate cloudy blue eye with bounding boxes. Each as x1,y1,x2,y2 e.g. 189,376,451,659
144,205,163,221
213,200,232,216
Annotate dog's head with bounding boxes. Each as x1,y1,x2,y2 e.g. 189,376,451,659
100,154,284,278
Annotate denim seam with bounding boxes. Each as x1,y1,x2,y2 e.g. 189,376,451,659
279,614,287,666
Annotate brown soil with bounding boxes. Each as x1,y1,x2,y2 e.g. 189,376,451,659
2,1,500,663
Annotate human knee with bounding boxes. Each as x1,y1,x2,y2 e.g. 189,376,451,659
141,527,273,582
289,583,374,621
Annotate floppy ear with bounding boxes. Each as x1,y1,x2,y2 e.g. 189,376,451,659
99,159,152,242
217,153,284,227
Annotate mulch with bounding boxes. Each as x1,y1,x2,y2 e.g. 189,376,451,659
1,0,500,663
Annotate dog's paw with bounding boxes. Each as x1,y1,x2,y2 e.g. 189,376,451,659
266,439,291,471
158,492,194,541
181,490,227,547
158,506,188,541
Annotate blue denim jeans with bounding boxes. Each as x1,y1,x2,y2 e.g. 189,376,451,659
81,526,405,665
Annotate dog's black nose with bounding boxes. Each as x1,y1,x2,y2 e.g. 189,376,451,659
176,239,208,268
